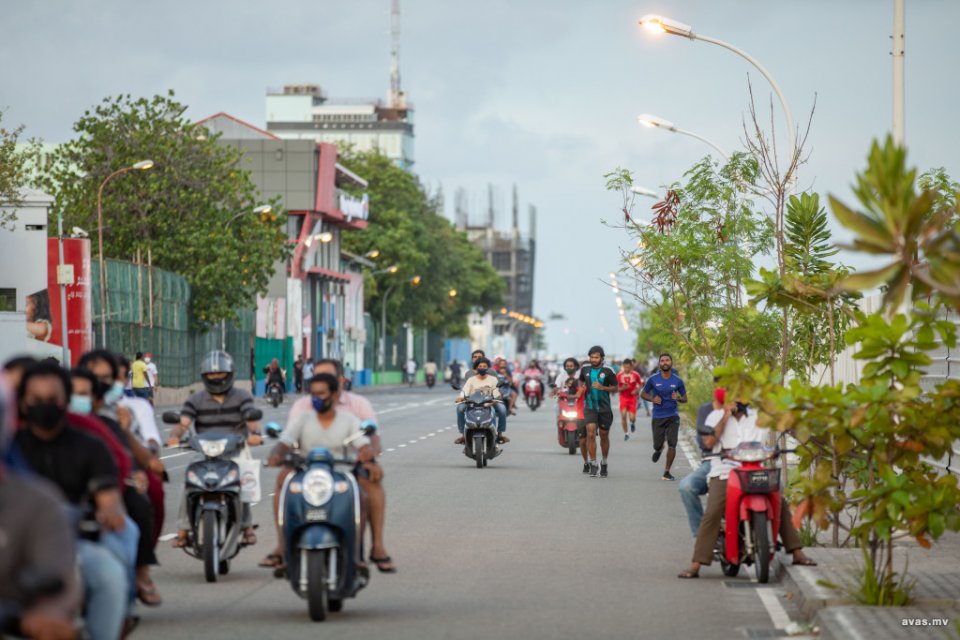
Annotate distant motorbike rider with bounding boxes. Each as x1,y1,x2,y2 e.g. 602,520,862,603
263,358,285,402
167,351,262,549
454,357,509,445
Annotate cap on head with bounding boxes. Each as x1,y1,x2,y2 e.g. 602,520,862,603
714,388,726,404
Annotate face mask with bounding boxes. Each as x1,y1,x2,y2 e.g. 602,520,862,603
565,366,577,374
476,369,488,377
145,358,151,364
736,402,749,414
312,396,333,413
69,395,93,415
26,402,66,432
104,381,125,406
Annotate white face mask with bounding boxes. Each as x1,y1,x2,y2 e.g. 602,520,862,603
145,358,151,363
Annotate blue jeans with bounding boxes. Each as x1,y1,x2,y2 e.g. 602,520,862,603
457,403,507,433
679,459,711,537
101,515,139,604
77,540,129,640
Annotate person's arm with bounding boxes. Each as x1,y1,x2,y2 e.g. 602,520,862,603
94,487,127,532
268,413,304,465
639,378,656,402
703,409,733,450
673,380,689,403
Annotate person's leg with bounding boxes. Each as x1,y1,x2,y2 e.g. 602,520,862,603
265,467,292,563
358,476,395,571
77,540,129,640
779,497,816,564
455,404,467,443
628,406,637,432
665,416,680,474
599,425,611,460
682,478,727,576
620,405,629,435
651,418,666,463
679,460,711,537
494,403,509,442
586,423,598,460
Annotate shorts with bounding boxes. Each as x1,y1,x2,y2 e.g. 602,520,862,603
652,415,680,450
619,394,638,414
575,421,587,439
583,408,614,430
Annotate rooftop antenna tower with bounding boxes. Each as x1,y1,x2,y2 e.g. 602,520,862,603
389,0,405,108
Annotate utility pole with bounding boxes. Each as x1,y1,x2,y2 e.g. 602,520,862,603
389,0,403,108
892,0,905,145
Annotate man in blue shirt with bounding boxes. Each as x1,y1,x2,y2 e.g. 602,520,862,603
640,353,687,480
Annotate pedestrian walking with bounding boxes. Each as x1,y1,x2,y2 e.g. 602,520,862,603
639,353,687,481
303,358,314,385
131,352,151,401
293,355,304,393
144,352,159,405
405,357,417,387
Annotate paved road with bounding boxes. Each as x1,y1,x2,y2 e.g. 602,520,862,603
138,386,806,639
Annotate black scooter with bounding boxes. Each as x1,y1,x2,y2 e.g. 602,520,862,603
163,408,262,582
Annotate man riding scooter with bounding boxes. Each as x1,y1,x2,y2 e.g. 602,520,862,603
454,358,508,445
264,358,285,404
677,399,816,578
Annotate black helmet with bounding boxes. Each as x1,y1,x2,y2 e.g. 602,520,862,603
200,350,234,395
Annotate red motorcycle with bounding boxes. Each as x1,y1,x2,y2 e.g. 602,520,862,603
523,376,544,411
556,391,583,455
716,442,785,583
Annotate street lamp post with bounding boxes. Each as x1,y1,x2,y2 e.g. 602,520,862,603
637,114,730,159
639,14,796,163
630,186,659,199
96,159,154,347
221,204,274,350
377,270,415,383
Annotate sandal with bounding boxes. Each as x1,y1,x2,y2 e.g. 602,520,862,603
259,553,284,568
241,529,258,546
792,557,817,566
369,555,398,574
497,434,510,444
136,582,163,607
677,570,700,579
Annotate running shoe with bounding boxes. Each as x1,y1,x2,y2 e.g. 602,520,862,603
623,433,630,442
662,471,676,481
589,462,599,478
600,463,608,478
652,448,663,463
630,421,636,433
582,462,590,474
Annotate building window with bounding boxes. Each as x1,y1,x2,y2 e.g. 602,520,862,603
492,251,511,271
0,288,15,312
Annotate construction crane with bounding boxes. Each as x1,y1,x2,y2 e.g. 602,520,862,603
388,0,405,108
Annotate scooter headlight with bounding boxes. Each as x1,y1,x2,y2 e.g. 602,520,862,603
200,438,228,458
302,469,334,507
186,470,202,487
562,410,579,419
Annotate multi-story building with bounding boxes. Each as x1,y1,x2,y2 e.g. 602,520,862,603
456,186,537,354
265,84,414,170
197,112,370,372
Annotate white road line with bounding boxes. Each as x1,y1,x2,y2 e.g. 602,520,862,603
386,448,396,452
408,439,418,444
398,444,407,448
427,433,436,437
160,451,190,460
418,436,427,440
756,588,791,629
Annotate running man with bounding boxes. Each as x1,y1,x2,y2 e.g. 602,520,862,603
639,353,687,480
617,358,642,441
577,346,618,478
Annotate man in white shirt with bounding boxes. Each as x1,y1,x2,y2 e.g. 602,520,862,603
266,372,384,571
144,352,159,404
678,401,815,578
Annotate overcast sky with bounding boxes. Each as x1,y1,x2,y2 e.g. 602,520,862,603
3,0,958,359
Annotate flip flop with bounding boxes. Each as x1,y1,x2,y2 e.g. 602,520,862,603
136,583,163,607
677,570,699,579
792,558,818,566
370,555,398,574
170,534,189,549
259,553,284,568
241,529,258,546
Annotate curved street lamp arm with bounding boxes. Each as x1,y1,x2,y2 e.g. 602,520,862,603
672,126,730,160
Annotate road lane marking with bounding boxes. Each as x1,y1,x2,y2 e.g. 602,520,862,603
398,444,407,448
386,448,396,452
419,436,427,440
160,451,190,460
756,588,791,629
408,439,418,444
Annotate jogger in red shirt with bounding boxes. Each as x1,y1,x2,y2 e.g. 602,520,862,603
617,359,643,441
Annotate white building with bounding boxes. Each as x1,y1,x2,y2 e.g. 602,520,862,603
266,84,414,169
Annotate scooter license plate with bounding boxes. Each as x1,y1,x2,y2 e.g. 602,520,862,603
305,508,328,522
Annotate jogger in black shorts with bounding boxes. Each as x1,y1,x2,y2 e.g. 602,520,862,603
640,353,687,480
577,346,618,478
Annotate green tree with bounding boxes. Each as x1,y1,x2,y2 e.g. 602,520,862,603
338,150,503,336
606,153,780,370
38,92,288,325
0,111,39,226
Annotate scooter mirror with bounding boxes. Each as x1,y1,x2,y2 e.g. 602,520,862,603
243,408,264,422
360,420,378,436
161,411,181,424
264,422,282,439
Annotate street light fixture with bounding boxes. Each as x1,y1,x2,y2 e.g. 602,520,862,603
638,14,796,162
304,231,334,248
225,204,273,229
96,159,154,347
630,186,659,199
448,289,458,298
364,249,381,260
637,114,730,159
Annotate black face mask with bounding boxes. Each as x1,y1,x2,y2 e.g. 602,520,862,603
564,366,577,374
26,402,66,432
476,369,489,377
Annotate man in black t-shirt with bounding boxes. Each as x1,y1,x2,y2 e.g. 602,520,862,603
577,346,618,478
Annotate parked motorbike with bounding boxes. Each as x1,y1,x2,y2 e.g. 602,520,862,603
267,381,284,408
162,408,263,583
460,391,502,469
266,423,375,621
556,390,583,455
714,442,787,583
523,377,543,411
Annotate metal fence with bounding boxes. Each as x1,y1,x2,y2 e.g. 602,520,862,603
91,259,255,387
922,308,960,476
